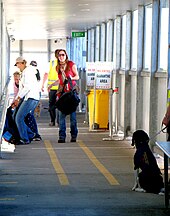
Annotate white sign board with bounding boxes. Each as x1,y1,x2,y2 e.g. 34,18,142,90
95,62,113,89
86,62,95,87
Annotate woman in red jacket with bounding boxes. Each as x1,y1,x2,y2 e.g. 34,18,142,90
49,49,79,143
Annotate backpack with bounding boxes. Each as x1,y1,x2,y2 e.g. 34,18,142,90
3,107,20,144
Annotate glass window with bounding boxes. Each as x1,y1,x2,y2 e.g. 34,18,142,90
23,40,47,52
10,40,20,52
23,52,48,77
10,52,20,76
10,40,49,75
143,4,152,70
9,38,20,76
158,0,169,71
131,10,138,70
113,19,117,69
121,15,126,69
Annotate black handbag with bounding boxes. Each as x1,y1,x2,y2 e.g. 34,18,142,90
55,78,80,115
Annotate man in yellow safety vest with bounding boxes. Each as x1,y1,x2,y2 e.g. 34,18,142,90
41,49,59,126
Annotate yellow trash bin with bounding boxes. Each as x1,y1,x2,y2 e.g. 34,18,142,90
88,90,109,129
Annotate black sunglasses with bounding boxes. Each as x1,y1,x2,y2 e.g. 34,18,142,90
58,53,65,57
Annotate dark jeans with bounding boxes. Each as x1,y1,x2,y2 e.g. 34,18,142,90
48,90,58,124
58,111,78,140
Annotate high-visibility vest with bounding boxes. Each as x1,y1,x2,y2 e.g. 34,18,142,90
167,89,170,107
47,59,58,90
167,78,170,106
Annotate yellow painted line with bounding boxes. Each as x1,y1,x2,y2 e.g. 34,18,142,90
0,198,15,201
78,140,119,185
44,140,69,185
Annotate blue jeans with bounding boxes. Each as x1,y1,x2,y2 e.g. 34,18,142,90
58,111,78,140
15,98,39,142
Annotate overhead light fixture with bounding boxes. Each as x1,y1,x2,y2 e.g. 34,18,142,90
80,9,90,12
9,35,15,42
78,4,89,6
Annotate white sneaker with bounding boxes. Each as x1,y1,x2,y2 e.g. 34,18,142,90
158,192,164,196
158,188,165,195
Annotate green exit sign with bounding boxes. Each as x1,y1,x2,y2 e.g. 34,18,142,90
72,32,85,38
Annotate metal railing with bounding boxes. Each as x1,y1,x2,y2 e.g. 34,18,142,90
0,78,11,144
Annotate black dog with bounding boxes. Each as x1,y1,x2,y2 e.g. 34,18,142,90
131,130,164,194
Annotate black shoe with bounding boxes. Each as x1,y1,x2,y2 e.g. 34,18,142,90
16,140,30,145
30,133,36,141
58,139,65,143
49,122,55,126
32,135,42,141
70,138,76,142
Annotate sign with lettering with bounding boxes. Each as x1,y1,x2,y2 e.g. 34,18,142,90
86,62,95,87
95,62,113,89
72,32,85,38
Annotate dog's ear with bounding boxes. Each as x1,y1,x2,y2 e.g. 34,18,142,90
131,130,138,146
131,130,149,147
131,137,135,146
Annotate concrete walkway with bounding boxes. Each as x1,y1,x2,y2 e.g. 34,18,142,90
0,99,169,216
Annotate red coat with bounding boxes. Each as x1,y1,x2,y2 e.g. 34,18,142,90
58,61,76,92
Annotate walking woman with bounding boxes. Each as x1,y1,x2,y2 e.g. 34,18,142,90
48,49,79,143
